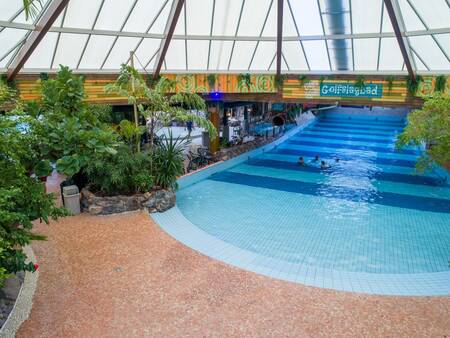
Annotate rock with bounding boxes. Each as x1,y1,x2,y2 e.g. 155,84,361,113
81,188,176,215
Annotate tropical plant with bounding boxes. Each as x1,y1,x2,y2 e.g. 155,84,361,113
319,75,327,85
22,0,43,20
434,75,447,93
117,119,144,150
406,75,423,96
36,66,119,177
207,74,217,90
396,93,450,172
354,75,365,88
83,145,153,195
106,64,217,171
385,75,395,93
153,131,188,190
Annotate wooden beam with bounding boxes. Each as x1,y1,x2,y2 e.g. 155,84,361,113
7,0,70,81
153,0,185,80
383,0,415,80
276,0,284,78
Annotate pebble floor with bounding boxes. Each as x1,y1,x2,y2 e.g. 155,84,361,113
16,174,450,337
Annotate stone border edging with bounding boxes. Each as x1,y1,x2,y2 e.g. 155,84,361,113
0,245,39,338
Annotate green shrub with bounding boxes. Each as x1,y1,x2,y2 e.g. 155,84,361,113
153,132,187,190
84,146,153,195
0,104,67,282
396,93,450,172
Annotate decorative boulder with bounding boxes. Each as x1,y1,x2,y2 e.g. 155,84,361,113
81,188,176,215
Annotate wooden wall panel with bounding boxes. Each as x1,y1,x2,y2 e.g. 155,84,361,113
13,74,448,106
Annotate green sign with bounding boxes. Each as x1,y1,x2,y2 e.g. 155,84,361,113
320,82,383,98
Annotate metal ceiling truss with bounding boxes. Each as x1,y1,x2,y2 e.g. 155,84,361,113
2,20,449,42
227,0,246,71
153,0,185,79
1,0,449,75
405,0,449,62
76,0,106,69
100,0,139,70
276,0,284,77
247,0,274,71
6,0,69,81
383,0,416,79
131,0,169,69
287,0,310,70
316,0,332,71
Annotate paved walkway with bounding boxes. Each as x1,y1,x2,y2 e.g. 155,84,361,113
16,175,450,337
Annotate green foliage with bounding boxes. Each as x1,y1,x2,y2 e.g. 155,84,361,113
396,93,450,172
385,75,395,93
207,74,217,89
434,75,447,93
406,75,423,96
87,104,113,124
0,96,67,285
118,119,144,150
0,79,18,109
237,73,252,88
84,146,153,195
354,75,365,89
22,0,43,20
34,160,52,177
298,75,310,86
37,66,119,177
319,75,327,85
41,65,85,115
153,131,187,190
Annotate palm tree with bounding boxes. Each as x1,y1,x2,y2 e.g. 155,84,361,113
22,0,43,20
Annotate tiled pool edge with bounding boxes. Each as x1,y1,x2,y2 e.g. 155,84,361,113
152,116,450,296
152,206,450,296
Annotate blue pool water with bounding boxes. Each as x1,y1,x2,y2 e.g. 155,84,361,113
176,113,450,276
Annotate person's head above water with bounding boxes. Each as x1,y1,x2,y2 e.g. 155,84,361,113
314,155,319,161
321,160,325,165
335,158,340,162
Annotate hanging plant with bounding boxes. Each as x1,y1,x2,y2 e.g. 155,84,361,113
406,75,423,96
434,75,447,93
207,74,217,90
298,75,310,86
39,72,49,81
237,73,252,88
354,75,365,89
275,74,286,90
146,74,161,89
385,75,395,94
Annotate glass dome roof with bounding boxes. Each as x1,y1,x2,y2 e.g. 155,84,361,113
0,0,449,74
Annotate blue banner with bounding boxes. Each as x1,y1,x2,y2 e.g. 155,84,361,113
320,82,383,98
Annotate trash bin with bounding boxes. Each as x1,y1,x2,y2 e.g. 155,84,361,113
62,185,81,215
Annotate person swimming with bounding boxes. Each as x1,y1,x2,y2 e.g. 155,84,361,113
310,155,320,163
298,156,306,166
321,160,330,169
335,158,340,163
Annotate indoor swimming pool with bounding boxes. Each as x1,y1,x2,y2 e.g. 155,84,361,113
154,112,450,296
